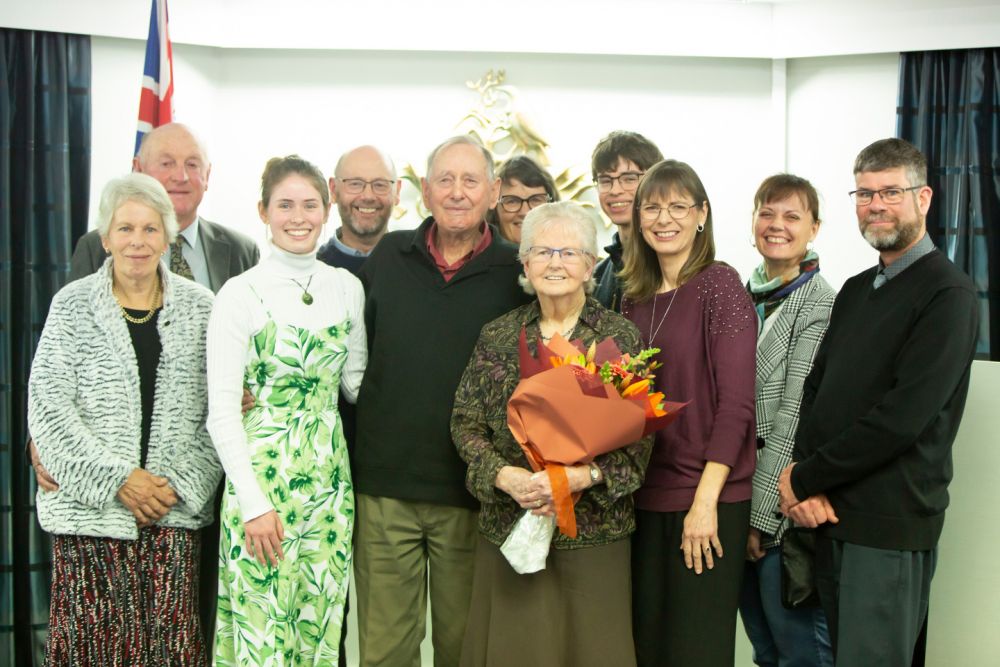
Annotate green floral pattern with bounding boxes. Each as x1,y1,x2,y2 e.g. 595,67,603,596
215,316,354,666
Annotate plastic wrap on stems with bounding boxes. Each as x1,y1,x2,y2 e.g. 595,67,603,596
500,510,557,574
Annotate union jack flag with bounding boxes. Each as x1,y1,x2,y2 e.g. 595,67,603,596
134,0,174,155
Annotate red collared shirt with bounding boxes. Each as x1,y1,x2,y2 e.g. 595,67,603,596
425,222,493,281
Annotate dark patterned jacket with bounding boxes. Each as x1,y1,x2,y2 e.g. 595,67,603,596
451,297,653,549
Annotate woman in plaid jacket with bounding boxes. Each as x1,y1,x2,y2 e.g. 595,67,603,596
739,174,836,667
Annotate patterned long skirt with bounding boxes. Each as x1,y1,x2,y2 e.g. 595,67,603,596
45,526,206,667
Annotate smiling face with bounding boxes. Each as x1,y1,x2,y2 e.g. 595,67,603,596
855,167,930,253
134,125,210,229
331,146,399,241
639,188,706,266
422,143,499,236
597,157,644,235
259,173,330,254
753,193,819,270
497,178,550,243
523,220,594,300
103,200,168,283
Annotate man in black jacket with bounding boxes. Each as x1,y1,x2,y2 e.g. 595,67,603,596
590,130,662,311
352,136,528,666
777,138,978,666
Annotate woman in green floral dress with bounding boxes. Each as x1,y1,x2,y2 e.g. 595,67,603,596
207,156,367,665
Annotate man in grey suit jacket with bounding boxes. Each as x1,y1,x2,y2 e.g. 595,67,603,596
69,122,259,291
35,122,258,647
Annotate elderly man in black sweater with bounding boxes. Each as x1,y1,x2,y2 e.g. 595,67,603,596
777,138,978,666
352,136,528,666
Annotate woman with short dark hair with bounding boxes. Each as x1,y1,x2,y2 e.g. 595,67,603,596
486,155,559,243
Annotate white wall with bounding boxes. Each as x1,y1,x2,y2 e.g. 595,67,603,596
89,38,899,287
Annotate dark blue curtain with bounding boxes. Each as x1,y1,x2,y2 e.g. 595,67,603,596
897,48,1000,360
0,29,91,666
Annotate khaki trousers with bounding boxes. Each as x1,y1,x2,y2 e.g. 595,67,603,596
354,493,477,667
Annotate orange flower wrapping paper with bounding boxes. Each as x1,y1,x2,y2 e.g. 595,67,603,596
506,330,687,539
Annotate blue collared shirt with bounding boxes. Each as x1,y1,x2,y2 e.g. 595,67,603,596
873,233,935,289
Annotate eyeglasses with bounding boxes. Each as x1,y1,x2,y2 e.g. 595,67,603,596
338,178,396,196
848,185,923,206
639,202,701,222
594,172,644,193
525,246,587,265
499,194,551,213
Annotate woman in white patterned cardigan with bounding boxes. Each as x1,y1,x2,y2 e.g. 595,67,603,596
738,174,836,667
28,173,221,666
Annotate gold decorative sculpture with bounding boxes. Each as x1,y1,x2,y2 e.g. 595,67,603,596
397,69,595,222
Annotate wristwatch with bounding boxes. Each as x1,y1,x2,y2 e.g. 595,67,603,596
589,462,601,486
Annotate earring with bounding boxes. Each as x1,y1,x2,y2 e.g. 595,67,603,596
749,235,757,248
807,241,815,251
697,224,705,233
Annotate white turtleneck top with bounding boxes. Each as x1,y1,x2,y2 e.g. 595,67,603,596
206,242,367,522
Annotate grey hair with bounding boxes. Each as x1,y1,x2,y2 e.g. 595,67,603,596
136,122,210,167
853,138,927,189
426,135,495,180
517,201,599,295
97,172,179,243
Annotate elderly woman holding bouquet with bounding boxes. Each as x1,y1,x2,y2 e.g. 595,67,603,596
452,200,653,667
28,173,220,664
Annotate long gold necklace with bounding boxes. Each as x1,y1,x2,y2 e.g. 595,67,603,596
114,278,162,325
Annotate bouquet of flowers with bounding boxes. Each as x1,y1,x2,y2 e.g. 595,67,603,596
501,329,686,573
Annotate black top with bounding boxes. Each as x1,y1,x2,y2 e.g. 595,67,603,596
316,239,366,457
123,307,162,467
791,250,978,550
593,232,624,312
354,217,530,508
317,235,368,275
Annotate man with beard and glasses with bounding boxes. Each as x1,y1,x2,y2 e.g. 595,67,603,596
777,138,978,666
315,145,399,667
318,145,401,273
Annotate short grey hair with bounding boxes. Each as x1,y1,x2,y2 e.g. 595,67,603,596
97,172,179,243
426,135,495,180
853,138,927,189
517,201,599,295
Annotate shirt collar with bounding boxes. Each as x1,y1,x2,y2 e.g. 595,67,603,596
179,217,200,249
330,228,370,258
879,233,935,283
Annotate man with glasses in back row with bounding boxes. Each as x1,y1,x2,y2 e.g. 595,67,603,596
778,138,978,666
315,144,399,666
590,130,664,312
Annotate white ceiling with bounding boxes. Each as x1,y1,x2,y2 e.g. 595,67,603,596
2,0,999,58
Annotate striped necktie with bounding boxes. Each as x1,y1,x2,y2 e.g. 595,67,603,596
170,237,195,281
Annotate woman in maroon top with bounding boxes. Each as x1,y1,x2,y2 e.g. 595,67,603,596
620,160,757,666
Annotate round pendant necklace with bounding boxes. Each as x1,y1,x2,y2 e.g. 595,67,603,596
291,275,315,305
647,286,679,344
114,279,161,325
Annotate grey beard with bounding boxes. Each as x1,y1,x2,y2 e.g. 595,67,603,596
863,226,900,250
862,222,918,252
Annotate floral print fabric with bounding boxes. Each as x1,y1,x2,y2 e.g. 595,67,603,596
215,318,354,666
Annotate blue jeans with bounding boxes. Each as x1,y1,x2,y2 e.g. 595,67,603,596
739,546,833,667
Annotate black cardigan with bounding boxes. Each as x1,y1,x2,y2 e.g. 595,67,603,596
791,250,978,550
354,218,530,508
